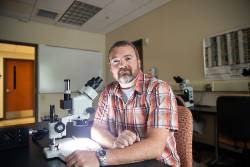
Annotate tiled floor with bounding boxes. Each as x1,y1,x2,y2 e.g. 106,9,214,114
193,160,207,167
193,143,215,167
192,142,250,167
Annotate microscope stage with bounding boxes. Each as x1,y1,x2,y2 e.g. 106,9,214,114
44,137,101,161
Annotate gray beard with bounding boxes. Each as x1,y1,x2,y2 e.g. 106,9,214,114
118,74,134,84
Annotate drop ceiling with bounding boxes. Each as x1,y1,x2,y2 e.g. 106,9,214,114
0,0,171,34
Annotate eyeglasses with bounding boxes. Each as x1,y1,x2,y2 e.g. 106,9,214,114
110,55,135,67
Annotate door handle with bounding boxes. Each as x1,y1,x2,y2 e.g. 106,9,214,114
13,66,16,89
6,89,11,93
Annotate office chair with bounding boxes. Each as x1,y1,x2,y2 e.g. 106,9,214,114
211,96,250,166
175,97,193,167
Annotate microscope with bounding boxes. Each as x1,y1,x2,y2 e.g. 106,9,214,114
43,77,103,160
173,76,194,108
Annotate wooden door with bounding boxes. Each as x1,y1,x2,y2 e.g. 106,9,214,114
4,59,34,113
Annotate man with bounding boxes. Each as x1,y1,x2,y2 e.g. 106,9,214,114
66,40,180,167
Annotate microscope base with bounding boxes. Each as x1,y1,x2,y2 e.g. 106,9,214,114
43,137,101,161
184,102,194,108
44,147,66,161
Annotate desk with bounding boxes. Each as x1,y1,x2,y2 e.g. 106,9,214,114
190,105,216,146
0,124,165,167
190,105,216,114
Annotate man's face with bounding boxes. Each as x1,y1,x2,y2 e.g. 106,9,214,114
109,45,141,84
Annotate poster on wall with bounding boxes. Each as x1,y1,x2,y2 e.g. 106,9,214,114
203,26,250,80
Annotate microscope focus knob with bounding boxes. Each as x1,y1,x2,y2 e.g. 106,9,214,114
54,122,65,133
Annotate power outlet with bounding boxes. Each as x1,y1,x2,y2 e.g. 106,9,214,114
204,84,212,92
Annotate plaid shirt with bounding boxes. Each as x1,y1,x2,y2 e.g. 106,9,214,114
94,72,180,166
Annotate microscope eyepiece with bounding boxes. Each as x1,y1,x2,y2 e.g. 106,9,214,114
85,76,103,89
173,76,184,83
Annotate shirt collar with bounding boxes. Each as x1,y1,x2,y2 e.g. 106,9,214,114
113,71,144,97
134,71,144,94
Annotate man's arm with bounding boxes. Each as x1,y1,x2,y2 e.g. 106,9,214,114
91,121,116,149
91,122,140,149
105,127,169,165
66,127,169,167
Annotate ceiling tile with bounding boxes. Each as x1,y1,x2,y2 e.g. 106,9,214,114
126,0,171,21
0,0,34,14
79,0,113,8
16,0,36,5
34,0,73,13
0,0,172,33
0,0,34,21
30,15,58,25
104,0,151,15
88,9,122,24
99,18,135,34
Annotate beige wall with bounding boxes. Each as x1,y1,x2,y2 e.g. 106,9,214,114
0,16,106,121
106,0,250,93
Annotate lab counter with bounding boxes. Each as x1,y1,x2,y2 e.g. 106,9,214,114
0,123,165,167
190,105,217,146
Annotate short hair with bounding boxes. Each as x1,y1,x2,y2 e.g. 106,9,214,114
108,40,139,61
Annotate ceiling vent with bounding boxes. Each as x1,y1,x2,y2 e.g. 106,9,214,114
59,0,102,26
37,9,58,19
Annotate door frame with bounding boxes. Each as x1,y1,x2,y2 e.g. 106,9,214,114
132,39,143,71
0,39,38,122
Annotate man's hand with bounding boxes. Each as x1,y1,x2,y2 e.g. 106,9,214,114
113,130,140,148
65,150,99,167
